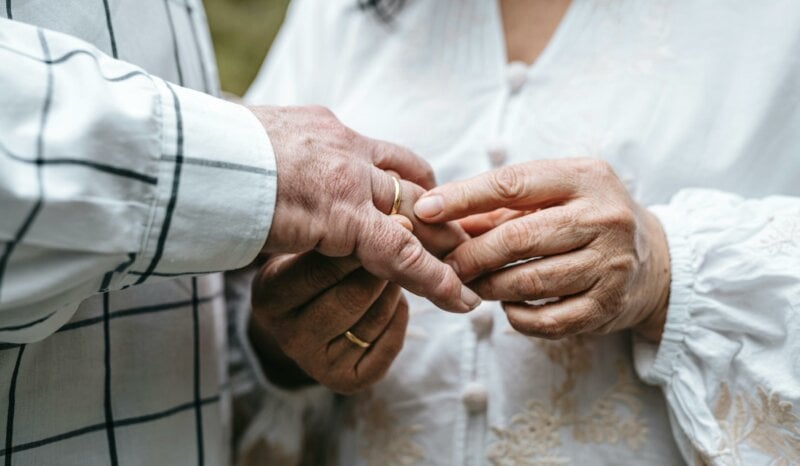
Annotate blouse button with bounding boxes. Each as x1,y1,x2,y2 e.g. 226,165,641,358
470,306,494,339
461,382,489,414
506,61,529,94
486,141,508,168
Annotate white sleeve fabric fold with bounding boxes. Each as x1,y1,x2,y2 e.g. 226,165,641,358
634,188,800,465
0,18,276,343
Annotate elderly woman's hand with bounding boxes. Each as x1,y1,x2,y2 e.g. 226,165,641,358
250,180,469,394
414,158,671,342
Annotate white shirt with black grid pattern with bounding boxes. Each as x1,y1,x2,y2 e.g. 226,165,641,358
0,1,277,464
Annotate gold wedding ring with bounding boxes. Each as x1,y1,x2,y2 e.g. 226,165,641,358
344,330,371,349
390,176,402,216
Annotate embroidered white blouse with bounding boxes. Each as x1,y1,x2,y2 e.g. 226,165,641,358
245,0,800,465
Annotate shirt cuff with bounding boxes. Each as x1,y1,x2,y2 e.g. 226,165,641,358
633,204,696,386
130,79,277,279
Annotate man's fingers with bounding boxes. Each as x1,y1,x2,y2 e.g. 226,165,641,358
414,161,576,223
357,210,480,312
503,295,608,340
367,138,436,190
446,207,593,282
458,208,526,237
469,249,600,302
253,252,362,316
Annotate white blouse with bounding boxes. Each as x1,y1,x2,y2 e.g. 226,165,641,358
244,0,800,465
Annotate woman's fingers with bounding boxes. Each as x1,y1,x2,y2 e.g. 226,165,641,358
458,208,526,237
503,295,610,340
469,248,600,302
396,179,469,257
414,160,577,223
446,207,594,282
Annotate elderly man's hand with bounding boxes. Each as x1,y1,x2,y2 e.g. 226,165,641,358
250,106,480,313
250,194,467,393
414,158,671,342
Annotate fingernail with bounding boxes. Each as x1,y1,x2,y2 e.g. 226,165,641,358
414,195,443,218
461,286,481,310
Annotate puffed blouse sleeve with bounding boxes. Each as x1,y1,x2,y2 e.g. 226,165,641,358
633,188,800,465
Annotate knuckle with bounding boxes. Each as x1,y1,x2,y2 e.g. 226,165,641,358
585,296,607,319
608,253,638,276
277,331,305,360
308,105,333,117
570,157,599,176
304,262,344,290
395,236,427,272
499,221,532,257
328,178,365,217
491,167,524,201
334,283,370,309
605,207,637,230
520,267,547,298
571,158,620,188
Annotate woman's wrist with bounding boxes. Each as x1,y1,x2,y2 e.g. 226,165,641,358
632,208,671,343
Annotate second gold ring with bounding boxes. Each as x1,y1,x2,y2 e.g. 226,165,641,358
344,330,371,349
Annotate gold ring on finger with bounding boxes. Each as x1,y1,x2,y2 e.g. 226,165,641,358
344,330,371,349
390,176,402,216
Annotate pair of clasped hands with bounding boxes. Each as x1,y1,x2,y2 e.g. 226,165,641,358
249,106,671,394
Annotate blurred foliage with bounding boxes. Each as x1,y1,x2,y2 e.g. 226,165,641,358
203,0,290,96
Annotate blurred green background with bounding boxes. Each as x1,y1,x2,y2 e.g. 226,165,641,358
203,0,290,96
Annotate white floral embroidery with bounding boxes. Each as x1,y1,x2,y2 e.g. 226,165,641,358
487,337,649,465
712,382,800,466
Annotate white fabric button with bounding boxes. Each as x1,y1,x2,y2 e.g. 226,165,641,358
506,61,529,94
486,140,508,168
470,306,494,339
461,382,489,413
